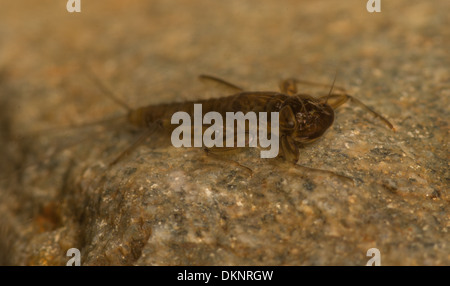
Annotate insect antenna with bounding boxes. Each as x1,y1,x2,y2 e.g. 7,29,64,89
324,71,338,105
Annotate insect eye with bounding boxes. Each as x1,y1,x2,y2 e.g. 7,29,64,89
279,105,296,129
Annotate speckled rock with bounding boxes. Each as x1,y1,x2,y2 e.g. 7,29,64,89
0,0,448,265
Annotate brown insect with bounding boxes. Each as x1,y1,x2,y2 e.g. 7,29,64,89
92,73,394,181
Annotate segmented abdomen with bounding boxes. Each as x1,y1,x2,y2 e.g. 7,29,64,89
127,92,288,129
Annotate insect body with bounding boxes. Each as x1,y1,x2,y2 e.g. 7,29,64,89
109,75,394,167
2,73,395,184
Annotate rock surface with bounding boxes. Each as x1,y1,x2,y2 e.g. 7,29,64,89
0,0,448,265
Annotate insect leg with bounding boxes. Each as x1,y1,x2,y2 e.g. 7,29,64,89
280,76,347,96
290,164,355,184
203,147,253,176
279,135,299,163
292,79,347,92
198,74,244,93
201,126,253,175
269,155,355,184
320,93,395,131
277,135,354,183
279,79,298,95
